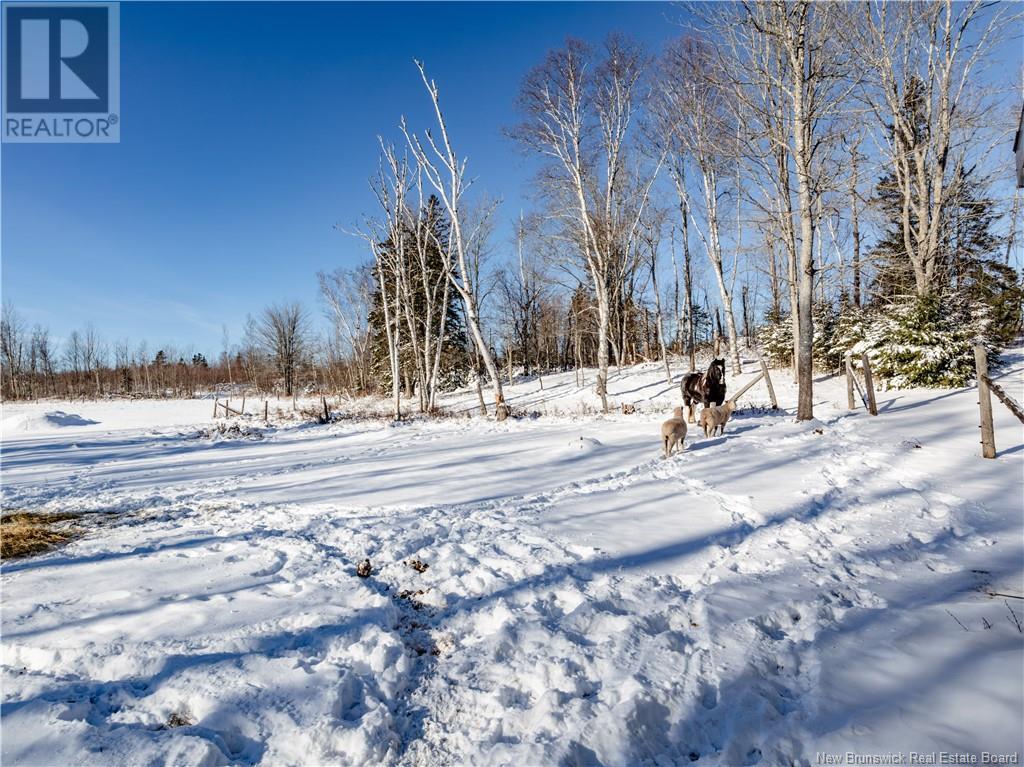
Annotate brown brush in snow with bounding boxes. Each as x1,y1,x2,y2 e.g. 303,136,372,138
0,511,81,560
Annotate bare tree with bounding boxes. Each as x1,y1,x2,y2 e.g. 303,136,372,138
709,1,852,419
1,305,27,399
403,61,507,418
318,265,374,394
357,142,410,419
660,37,743,375
851,0,1012,297
64,330,83,396
514,36,662,412
29,324,55,397
79,324,106,397
499,213,546,377
639,207,673,383
255,303,309,396
847,130,867,306
405,174,457,412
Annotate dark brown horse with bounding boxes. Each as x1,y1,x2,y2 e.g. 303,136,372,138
680,358,727,423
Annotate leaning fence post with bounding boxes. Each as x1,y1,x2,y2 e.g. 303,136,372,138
213,398,219,418
845,353,856,410
759,358,778,409
974,344,996,459
860,353,878,416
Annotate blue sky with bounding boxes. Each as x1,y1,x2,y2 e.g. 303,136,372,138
1,1,687,356
2,2,1020,359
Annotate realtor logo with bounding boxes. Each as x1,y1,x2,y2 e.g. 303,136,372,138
3,2,119,142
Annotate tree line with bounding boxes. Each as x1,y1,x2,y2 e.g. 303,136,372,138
3,1,1021,415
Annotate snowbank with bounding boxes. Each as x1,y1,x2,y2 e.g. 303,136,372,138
1,350,1021,765
3,410,99,433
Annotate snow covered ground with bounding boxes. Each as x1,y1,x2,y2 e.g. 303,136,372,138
2,349,1022,766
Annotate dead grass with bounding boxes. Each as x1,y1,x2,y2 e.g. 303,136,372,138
0,511,81,560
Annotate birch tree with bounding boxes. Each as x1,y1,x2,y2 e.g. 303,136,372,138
851,0,1011,297
660,37,743,375
318,265,373,393
710,1,851,419
514,36,662,412
639,207,673,383
403,61,507,418
358,143,410,419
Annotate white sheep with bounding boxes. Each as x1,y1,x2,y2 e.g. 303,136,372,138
661,406,688,458
699,401,737,438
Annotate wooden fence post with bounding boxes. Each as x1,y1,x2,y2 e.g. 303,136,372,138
974,344,996,459
241,396,246,415
845,353,856,410
263,400,269,422
213,398,219,418
759,358,778,410
322,395,329,422
861,353,878,416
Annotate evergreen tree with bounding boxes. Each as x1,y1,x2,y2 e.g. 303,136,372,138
860,294,987,388
868,79,1018,336
860,75,1022,382
368,196,470,394
759,305,840,371
759,308,793,368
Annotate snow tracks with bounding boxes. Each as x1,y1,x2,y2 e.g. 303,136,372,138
2,403,1021,766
